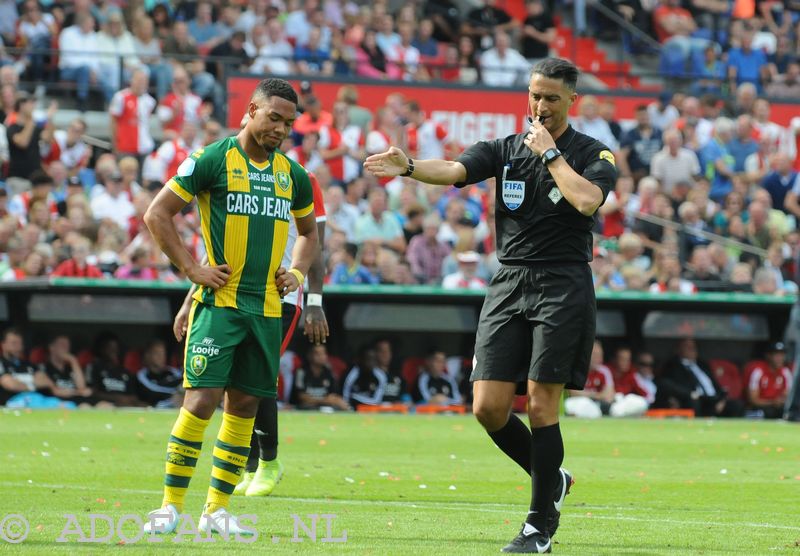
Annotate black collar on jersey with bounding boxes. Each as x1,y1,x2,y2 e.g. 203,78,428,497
554,124,578,152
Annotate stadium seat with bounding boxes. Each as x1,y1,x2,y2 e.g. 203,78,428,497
77,349,94,368
123,350,142,374
28,346,46,365
402,357,426,391
328,355,348,380
708,359,743,400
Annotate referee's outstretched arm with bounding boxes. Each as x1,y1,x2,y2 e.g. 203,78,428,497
364,146,467,186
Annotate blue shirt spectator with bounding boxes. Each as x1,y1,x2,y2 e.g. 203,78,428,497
701,122,736,201
763,165,798,213
727,36,768,90
330,243,380,285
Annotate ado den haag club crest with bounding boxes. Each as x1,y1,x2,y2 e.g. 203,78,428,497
276,171,291,192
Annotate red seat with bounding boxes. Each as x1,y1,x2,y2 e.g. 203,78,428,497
77,349,93,368
28,346,46,365
123,350,142,374
402,357,425,393
328,355,347,380
708,359,743,401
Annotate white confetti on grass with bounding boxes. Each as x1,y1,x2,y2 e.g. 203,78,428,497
344,477,355,484
720,469,728,474
80,447,90,452
419,485,427,489
378,472,389,477
449,485,457,491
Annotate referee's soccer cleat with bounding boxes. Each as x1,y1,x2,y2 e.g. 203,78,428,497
233,470,255,496
142,504,179,534
501,523,552,553
198,507,257,536
546,468,574,538
245,458,284,497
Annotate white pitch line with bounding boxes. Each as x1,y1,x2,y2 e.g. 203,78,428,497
3,481,799,533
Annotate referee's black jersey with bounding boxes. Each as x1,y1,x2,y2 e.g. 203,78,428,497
456,125,617,264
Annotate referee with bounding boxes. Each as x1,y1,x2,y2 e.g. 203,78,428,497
365,58,616,553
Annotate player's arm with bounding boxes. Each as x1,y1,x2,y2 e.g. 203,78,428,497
303,219,329,345
173,255,206,342
0,372,31,392
144,186,230,289
364,146,467,186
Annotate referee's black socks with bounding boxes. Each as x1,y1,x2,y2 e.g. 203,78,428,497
487,413,532,474
246,397,279,473
527,422,564,532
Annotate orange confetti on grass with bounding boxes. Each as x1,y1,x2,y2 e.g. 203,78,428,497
586,512,593,517
138,417,145,424
780,475,786,480
96,498,106,504
515,485,524,491
359,481,366,486
795,475,800,480
36,525,44,532
319,439,327,446
504,519,510,525
612,448,620,456
641,486,650,493
764,447,772,453
776,447,785,453
285,436,294,444
637,472,646,478
114,502,121,508
413,475,421,481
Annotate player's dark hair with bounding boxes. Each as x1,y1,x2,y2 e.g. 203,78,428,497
531,58,579,91
344,242,358,260
252,78,298,106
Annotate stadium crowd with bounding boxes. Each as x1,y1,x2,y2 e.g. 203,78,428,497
0,3,797,417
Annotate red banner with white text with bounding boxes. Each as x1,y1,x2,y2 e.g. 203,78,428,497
227,77,800,145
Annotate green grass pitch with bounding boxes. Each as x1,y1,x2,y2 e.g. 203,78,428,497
1,409,799,554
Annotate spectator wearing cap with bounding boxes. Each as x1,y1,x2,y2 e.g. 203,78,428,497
6,93,55,190
407,213,451,284
747,342,793,419
90,170,135,231
51,235,103,278
109,69,156,159
442,251,486,289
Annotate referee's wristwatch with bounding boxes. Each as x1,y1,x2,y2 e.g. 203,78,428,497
541,148,562,166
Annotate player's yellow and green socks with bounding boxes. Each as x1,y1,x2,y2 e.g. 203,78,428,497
205,412,255,514
163,407,210,512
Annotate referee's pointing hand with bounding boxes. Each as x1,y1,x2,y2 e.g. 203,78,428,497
363,146,409,178
524,120,557,157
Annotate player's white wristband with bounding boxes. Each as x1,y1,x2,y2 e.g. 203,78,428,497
307,293,323,307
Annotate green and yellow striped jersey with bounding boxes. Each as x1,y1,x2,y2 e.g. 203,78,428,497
167,136,314,318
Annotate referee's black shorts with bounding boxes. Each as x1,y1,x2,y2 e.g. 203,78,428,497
470,263,596,390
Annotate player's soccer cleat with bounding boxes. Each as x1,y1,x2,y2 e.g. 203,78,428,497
546,468,574,538
245,459,284,497
198,507,256,536
233,471,255,496
142,504,179,534
501,523,552,553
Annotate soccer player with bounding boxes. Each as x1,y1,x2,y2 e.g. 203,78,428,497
142,78,318,535
172,170,328,497
366,58,617,553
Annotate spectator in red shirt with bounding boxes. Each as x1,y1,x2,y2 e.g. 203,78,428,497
52,236,103,278
294,95,333,137
157,65,204,140
747,342,793,418
567,340,616,414
617,352,658,405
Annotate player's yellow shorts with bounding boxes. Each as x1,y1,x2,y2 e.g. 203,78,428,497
183,301,281,398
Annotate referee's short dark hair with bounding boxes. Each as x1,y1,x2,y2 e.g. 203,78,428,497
531,58,580,91
252,78,298,106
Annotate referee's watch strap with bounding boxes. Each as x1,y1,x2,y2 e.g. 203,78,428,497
402,158,415,177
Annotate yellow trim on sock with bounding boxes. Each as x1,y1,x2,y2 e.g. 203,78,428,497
211,466,242,487
204,488,228,515
163,488,187,511
166,462,196,477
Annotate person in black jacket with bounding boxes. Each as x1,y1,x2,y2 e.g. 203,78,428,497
656,338,743,417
